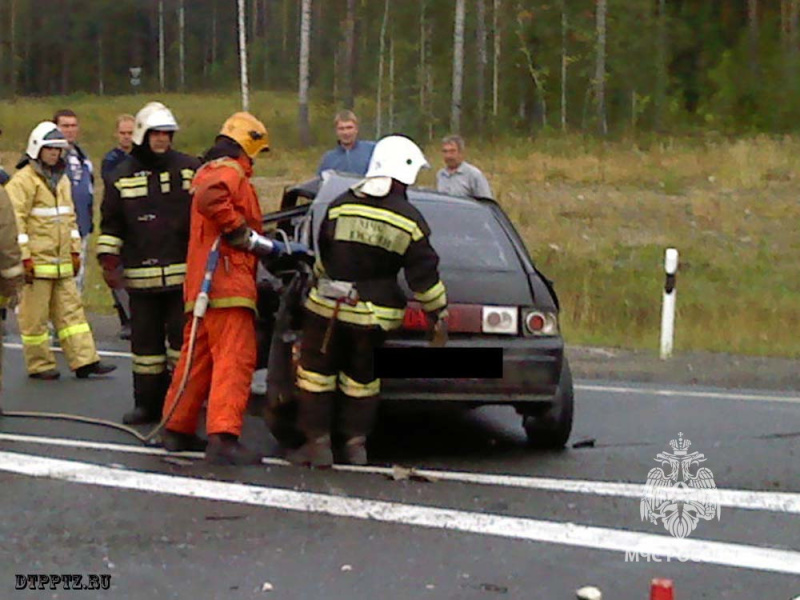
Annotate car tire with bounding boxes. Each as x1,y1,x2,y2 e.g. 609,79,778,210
522,358,574,449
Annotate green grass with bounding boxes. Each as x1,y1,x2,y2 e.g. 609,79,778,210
2,93,799,357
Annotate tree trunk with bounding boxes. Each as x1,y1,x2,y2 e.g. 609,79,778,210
476,0,487,129
492,0,501,118
158,0,165,91
560,0,567,132
594,0,608,136
298,0,312,145
178,0,185,91
655,0,667,130
343,0,356,109
376,0,389,137
211,0,218,74
748,0,758,78
451,0,466,133
238,0,250,111
10,0,18,97
97,32,104,95
389,30,395,132
419,0,427,116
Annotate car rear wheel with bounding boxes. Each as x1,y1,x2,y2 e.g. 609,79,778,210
522,358,574,449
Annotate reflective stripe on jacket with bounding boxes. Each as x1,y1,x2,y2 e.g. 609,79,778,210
98,149,199,292
306,187,447,331
5,163,81,279
183,155,262,313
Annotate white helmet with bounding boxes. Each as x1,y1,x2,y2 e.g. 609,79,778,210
26,121,69,160
355,135,430,197
132,101,179,146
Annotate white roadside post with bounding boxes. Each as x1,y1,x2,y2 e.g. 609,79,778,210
660,248,679,360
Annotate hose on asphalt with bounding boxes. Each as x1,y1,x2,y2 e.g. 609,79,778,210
0,238,222,447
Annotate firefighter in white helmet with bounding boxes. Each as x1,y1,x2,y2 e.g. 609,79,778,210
5,122,116,380
98,102,200,425
289,135,448,468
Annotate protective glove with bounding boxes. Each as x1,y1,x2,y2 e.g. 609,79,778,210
99,254,124,289
71,253,81,276
23,259,34,284
428,309,449,348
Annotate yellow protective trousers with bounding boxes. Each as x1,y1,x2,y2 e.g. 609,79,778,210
18,278,99,374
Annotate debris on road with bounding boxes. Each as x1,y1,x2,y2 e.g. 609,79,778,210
386,465,437,483
572,437,596,449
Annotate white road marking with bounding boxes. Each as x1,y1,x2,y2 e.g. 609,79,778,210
575,383,800,404
0,450,798,576
5,341,797,403
1,432,799,515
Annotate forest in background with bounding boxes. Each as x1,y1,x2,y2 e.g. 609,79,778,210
0,1,798,143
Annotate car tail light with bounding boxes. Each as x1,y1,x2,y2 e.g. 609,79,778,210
523,310,559,336
481,306,518,335
403,303,482,333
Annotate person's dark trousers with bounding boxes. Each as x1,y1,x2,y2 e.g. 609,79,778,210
128,290,185,421
295,311,384,443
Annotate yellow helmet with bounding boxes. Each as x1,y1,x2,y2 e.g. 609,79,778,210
219,112,269,158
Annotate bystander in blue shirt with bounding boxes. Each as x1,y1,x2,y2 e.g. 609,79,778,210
317,140,376,176
101,147,129,184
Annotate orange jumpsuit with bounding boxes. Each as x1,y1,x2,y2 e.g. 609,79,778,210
162,155,262,437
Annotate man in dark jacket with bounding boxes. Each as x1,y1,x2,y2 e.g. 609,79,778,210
54,109,94,292
100,114,136,341
97,102,200,425
291,135,448,468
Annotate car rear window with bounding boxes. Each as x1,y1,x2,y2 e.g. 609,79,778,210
415,200,518,272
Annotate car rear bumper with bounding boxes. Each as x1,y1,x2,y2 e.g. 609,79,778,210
379,335,563,404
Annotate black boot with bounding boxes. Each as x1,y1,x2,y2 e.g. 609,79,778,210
341,436,368,466
287,434,334,468
122,406,161,425
76,361,117,379
29,368,61,381
162,429,207,452
291,392,334,467
205,433,263,466
337,396,380,466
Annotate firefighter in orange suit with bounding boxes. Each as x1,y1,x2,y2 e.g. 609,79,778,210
160,113,310,465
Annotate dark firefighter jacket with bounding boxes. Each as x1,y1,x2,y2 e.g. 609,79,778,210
307,185,447,331
97,148,200,292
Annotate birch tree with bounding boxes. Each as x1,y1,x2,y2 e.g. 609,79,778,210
343,0,356,109
178,0,185,91
493,0,501,118
298,0,312,144
595,0,608,135
158,0,165,91
376,0,389,137
560,0,567,131
476,0,488,128
451,0,466,133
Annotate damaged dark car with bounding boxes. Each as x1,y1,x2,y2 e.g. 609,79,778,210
251,172,573,450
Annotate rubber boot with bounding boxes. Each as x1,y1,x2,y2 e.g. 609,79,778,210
337,396,380,466
205,433,263,466
287,434,334,468
75,361,117,379
162,429,207,452
342,436,368,466
289,393,334,468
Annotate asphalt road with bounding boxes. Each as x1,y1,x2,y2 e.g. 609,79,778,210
1,341,799,600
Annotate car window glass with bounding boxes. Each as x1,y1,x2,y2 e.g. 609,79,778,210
416,201,517,272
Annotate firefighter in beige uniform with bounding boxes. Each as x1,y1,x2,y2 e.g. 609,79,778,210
5,121,116,380
0,182,24,403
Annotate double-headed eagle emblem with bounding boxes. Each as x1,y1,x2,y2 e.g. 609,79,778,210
640,433,721,538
